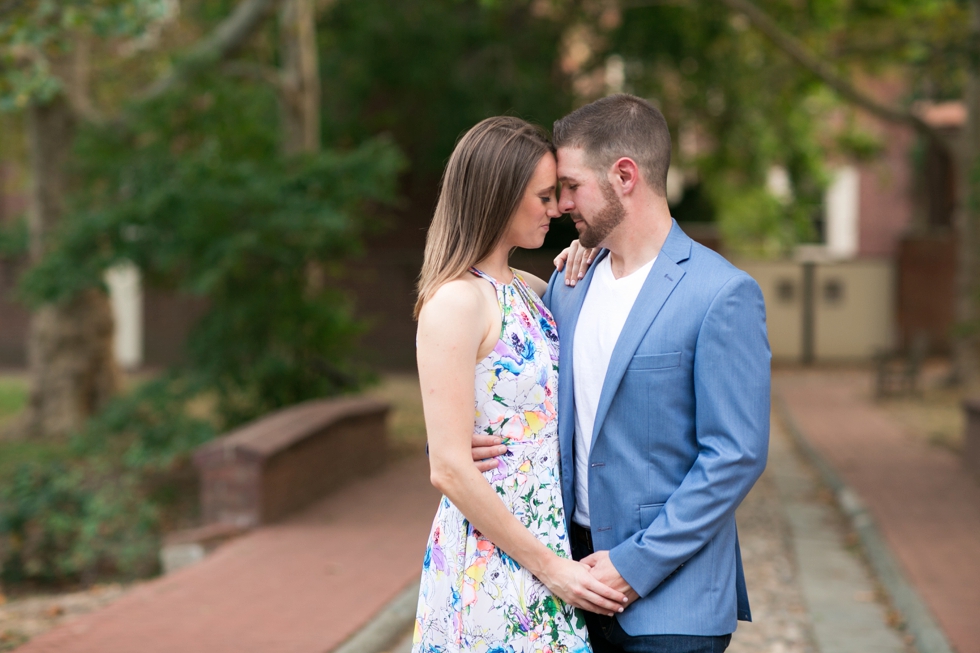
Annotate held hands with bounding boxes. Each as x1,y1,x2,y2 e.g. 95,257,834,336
539,556,629,617
582,550,639,606
553,240,596,287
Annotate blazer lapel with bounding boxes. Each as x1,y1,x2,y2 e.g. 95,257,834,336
590,221,692,445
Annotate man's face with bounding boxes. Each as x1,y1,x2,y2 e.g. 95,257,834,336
557,147,625,249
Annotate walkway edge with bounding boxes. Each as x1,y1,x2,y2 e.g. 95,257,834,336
773,394,955,653
330,581,418,653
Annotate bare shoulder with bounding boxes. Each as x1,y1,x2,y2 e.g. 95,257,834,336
514,269,548,297
420,278,486,323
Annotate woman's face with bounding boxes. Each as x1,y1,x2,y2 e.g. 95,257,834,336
504,153,562,250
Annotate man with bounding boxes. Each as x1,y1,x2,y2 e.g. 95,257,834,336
472,94,771,653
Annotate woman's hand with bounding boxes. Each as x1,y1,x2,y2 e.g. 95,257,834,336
553,240,596,287
538,556,628,616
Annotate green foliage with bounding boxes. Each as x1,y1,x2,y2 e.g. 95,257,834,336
21,73,405,426
0,217,27,257
609,2,828,255
0,460,161,584
319,0,573,185
709,182,813,258
0,0,174,109
2,36,403,587
0,376,215,585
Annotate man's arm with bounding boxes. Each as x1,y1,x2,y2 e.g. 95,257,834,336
605,273,771,598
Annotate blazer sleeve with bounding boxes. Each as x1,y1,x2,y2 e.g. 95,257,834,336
609,272,771,597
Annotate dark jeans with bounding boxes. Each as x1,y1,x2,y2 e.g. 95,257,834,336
569,523,732,653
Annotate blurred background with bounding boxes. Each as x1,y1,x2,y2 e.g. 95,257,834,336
0,1,978,652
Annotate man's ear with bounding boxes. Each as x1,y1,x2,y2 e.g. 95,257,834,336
611,157,640,195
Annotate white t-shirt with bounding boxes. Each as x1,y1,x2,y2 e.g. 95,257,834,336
572,254,656,528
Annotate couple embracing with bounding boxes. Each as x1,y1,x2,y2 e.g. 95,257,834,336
411,94,771,653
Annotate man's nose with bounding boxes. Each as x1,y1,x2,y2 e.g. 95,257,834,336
558,193,575,213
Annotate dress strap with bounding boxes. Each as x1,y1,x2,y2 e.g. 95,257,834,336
468,266,498,286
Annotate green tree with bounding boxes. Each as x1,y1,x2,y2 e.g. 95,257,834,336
710,0,979,382
0,0,281,438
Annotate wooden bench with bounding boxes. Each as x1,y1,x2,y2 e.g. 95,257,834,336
192,395,390,528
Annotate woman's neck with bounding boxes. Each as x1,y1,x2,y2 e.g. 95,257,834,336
473,243,514,283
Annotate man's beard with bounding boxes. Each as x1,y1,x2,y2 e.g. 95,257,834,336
572,181,625,249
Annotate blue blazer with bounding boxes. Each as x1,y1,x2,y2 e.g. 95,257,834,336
543,220,771,637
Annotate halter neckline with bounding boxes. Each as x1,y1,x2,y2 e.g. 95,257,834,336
469,266,518,287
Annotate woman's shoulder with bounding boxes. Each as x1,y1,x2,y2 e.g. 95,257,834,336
420,275,490,321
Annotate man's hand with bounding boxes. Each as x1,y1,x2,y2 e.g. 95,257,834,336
582,550,639,606
553,240,596,287
538,557,628,616
471,433,507,473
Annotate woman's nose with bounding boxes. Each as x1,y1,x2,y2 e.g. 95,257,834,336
547,205,562,219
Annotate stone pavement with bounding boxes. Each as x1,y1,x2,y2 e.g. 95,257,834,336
14,454,440,653
777,369,980,653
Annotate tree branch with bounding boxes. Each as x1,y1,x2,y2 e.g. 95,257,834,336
0,0,29,20
138,0,281,103
221,60,283,88
716,0,950,147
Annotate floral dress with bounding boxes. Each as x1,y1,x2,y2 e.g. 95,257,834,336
412,268,590,653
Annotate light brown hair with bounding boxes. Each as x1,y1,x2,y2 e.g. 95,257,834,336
553,93,671,196
414,116,554,318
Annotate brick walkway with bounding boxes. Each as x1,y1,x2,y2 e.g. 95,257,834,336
776,369,980,653
15,454,439,653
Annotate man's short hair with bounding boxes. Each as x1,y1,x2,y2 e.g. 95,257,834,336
553,94,671,197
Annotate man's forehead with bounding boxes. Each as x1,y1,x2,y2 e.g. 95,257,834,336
556,146,589,180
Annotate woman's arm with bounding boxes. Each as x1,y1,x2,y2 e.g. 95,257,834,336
418,281,627,616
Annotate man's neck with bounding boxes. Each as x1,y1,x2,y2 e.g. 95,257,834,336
605,212,673,280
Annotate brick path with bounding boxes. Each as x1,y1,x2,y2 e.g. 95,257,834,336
776,369,980,653
15,454,439,653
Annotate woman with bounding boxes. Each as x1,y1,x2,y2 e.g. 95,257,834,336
411,116,625,653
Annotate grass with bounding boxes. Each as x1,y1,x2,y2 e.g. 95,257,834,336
0,376,27,425
0,375,64,480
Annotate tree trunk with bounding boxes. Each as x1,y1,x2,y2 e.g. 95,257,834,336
22,96,119,438
278,0,321,155
950,0,980,388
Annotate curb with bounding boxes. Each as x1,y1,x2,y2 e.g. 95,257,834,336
331,581,418,653
774,394,955,653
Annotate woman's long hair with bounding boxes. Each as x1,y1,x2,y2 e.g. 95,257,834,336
414,116,554,319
